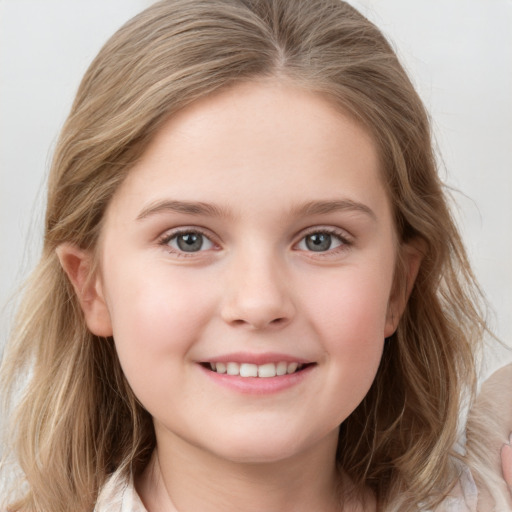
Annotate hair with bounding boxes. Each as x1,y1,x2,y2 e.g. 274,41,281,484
0,0,487,510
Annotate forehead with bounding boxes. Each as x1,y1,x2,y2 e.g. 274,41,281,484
107,80,389,223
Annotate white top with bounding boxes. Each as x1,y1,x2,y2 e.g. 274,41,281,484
94,469,147,512
94,465,478,512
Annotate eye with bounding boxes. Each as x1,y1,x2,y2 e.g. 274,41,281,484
162,230,215,253
296,230,348,253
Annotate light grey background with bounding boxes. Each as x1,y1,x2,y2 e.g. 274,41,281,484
1,0,511,376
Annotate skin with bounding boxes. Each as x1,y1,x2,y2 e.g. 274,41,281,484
58,81,422,511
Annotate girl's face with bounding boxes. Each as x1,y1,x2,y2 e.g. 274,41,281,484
80,81,414,464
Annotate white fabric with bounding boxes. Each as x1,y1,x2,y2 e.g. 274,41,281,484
434,465,478,512
94,465,478,512
94,469,146,512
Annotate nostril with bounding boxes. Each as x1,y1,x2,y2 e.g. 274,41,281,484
227,316,289,329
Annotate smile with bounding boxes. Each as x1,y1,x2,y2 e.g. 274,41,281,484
198,353,316,394
206,361,306,378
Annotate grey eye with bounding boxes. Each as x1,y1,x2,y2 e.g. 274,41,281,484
298,232,343,252
169,232,214,252
305,233,332,251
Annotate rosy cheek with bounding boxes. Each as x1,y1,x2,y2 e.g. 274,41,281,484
106,264,216,354
310,272,389,331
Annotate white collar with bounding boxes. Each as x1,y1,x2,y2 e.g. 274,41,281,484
95,468,147,512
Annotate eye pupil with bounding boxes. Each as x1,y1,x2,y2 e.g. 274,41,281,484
177,233,203,252
306,233,331,252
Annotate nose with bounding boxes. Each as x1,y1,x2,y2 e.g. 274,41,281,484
220,250,296,330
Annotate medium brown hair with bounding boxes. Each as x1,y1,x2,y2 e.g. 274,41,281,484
1,1,485,510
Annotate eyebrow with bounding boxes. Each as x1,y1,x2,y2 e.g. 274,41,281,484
136,198,376,221
290,199,376,221
136,200,230,220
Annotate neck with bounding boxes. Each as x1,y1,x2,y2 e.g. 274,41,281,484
136,428,374,512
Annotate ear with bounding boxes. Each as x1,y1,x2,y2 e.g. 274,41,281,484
56,243,113,337
384,238,425,338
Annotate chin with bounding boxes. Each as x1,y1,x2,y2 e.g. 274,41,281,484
204,428,324,466
214,446,302,465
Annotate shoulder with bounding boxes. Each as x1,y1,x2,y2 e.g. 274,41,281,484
95,469,148,512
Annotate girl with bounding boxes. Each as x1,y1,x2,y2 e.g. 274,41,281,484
0,0,499,510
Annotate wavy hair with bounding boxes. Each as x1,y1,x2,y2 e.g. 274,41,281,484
1,1,486,510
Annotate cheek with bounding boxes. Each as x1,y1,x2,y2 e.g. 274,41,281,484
305,266,392,342
101,260,218,383
300,265,393,401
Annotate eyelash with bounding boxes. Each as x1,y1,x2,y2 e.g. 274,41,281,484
157,227,353,257
297,228,353,257
158,227,218,258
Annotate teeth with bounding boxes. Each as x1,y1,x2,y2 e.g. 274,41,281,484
287,362,298,374
258,363,276,378
240,363,258,377
276,362,287,376
208,361,305,377
226,362,239,375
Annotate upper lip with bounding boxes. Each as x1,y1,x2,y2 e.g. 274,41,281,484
200,352,312,365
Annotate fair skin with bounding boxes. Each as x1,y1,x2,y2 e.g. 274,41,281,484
58,81,421,511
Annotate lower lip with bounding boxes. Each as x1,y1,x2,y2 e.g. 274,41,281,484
199,364,315,395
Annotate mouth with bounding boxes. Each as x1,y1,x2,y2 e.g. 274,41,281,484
200,361,314,378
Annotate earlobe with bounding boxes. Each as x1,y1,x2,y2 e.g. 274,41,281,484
384,238,425,337
56,243,113,337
